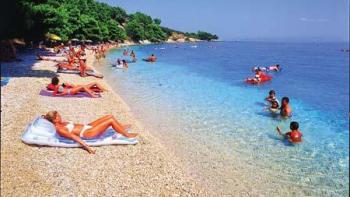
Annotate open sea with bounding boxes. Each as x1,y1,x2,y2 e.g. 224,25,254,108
97,41,349,196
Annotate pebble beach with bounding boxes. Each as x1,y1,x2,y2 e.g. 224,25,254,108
1,48,207,196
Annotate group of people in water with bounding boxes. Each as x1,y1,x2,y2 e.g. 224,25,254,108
244,62,302,143
35,42,138,153
246,64,280,84
114,48,157,69
257,69,302,144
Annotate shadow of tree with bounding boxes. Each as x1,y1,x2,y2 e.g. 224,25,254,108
1,49,58,79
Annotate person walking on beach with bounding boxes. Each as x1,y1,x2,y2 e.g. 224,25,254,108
280,97,292,118
42,111,138,154
276,121,302,143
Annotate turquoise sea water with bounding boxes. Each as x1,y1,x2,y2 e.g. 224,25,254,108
98,42,349,196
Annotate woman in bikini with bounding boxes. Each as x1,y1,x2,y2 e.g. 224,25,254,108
43,111,138,154
48,77,106,98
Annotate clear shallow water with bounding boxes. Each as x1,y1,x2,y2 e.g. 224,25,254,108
98,42,349,196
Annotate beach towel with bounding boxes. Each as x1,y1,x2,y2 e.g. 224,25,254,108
21,117,138,147
39,89,101,98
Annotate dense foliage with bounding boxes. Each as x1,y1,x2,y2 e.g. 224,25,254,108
185,31,219,41
0,0,218,42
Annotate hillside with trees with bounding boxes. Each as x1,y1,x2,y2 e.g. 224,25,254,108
0,0,218,43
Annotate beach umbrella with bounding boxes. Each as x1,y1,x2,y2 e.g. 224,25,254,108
46,33,61,41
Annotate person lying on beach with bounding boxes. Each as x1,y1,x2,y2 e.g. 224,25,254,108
47,77,103,98
42,111,138,154
57,61,77,70
47,77,107,92
276,121,302,143
280,97,292,118
265,90,278,103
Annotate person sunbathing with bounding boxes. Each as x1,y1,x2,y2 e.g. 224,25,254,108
47,76,107,92
42,111,138,153
78,58,94,77
57,61,77,70
47,77,103,98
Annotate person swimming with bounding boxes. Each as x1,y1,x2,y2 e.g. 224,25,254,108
252,66,267,72
116,58,122,66
267,64,280,71
276,121,302,143
122,60,128,68
280,97,292,118
252,64,281,72
145,54,157,62
42,111,138,153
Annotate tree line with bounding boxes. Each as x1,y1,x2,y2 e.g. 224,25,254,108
0,0,218,43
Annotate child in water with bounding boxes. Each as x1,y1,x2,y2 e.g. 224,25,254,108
266,90,278,103
276,121,302,143
269,100,280,113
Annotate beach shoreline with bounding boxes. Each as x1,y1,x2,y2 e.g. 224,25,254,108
1,47,208,196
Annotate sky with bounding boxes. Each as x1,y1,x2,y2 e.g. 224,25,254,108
98,0,349,42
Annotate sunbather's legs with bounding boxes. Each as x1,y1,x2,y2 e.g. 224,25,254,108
83,117,137,138
87,115,131,129
85,82,107,91
70,86,98,97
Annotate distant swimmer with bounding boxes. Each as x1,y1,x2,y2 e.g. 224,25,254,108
143,54,157,62
123,49,129,56
122,59,128,68
267,64,281,71
252,64,281,72
252,66,267,72
130,50,137,62
276,121,302,143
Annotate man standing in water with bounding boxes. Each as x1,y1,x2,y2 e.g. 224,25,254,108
280,97,292,118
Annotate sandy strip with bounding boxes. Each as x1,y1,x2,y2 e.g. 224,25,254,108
1,49,208,196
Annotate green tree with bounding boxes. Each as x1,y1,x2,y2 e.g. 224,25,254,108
125,20,145,41
107,19,127,41
154,18,161,25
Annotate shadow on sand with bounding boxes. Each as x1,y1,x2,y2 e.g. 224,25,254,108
1,49,58,81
